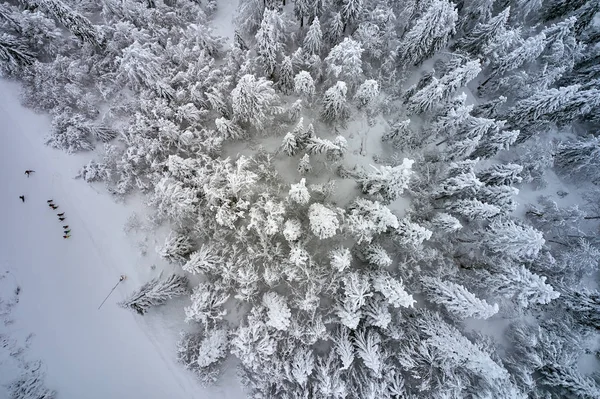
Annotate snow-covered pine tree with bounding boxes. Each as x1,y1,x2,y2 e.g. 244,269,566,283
303,18,322,55
372,272,415,308
324,38,363,87
183,244,223,276
422,276,499,319
329,246,352,271
359,159,414,203
455,7,511,57
477,163,523,186
484,219,545,262
321,81,350,124
538,363,600,399
120,273,189,315
231,74,279,130
255,10,282,78
308,203,339,239
294,0,311,28
447,198,501,220
288,178,311,205
278,56,294,94
262,292,291,331
555,135,600,182
399,0,458,66
298,153,312,175
482,263,560,307
408,60,481,114
281,132,299,156
346,198,399,244
480,32,547,89
341,0,363,30
158,232,195,264
32,0,102,47
294,70,315,100
354,79,379,108
177,325,229,384
364,244,393,268
0,33,35,73
185,282,229,325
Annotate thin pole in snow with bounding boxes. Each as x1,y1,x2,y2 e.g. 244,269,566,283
98,275,126,310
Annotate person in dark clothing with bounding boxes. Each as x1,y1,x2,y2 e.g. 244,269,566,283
50,205,58,210
47,199,53,203
63,235,70,239
57,212,65,217
63,225,69,229
64,230,71,234
24,170,35,177
19,195,25,202
59,217,66,221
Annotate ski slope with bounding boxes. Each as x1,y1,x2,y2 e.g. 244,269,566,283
0,80,244,398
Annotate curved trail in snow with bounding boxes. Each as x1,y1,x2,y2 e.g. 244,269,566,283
0,81,243,399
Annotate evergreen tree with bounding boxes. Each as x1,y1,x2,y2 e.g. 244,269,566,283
340,0,363,30
281,132,299,156
294,0,311,28
255,10,281,78
354,79,379,108
308,203,339,239
555,135,600,182
326,12,345,46
538,363,600,398
177,326,229,384
278,56,294,94
294,70,315,99
185,282,230,325
231,74,279,130
484,220,545,262
422,277,499,319
321,81,350,124
455,7,511,57
298,153,312,175
120,274,190,315
399,0,458,66
33,0,102,47
359,159,414,203
408,60,481,114
0,33,35,73
303,18,322,55
324,38,363,87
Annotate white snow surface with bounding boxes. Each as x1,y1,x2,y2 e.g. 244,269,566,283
0,80,244,398
212,0,239,40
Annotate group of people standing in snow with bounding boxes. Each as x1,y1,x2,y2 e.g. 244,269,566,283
20,170,72,239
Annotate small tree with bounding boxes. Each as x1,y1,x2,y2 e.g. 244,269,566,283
177,326,229,384
120,273,189,315
184,282,229,325
321,81,350,124
308,203,340,239
263,292,292,331
289,178,311,205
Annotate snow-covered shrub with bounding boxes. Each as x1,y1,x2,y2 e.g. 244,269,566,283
263,292,291,331
308,203,339,239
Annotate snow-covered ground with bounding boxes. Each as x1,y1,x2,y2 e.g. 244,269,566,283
0,80,244,398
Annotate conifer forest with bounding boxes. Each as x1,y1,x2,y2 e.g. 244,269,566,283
1,0,600,397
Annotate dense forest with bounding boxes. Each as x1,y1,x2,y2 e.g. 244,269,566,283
1,0,600,397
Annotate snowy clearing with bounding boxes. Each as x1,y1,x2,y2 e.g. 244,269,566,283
0,80,244,399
